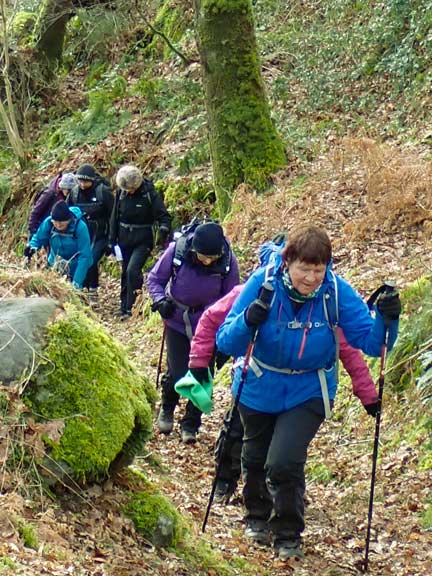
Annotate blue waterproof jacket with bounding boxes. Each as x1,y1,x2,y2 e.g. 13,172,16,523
216,252,399,414
29,207,93,289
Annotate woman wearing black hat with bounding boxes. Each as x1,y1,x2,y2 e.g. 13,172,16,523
24,201,93,289
147,221,240,444
67,164,114,299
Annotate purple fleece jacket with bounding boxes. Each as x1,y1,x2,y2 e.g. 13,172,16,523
147,241,240,336
29,175,66,235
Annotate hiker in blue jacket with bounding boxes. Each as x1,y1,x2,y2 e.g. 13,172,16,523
24,201,93,290
216,225,401,561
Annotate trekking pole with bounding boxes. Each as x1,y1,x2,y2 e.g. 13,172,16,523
363,282,395,572
202,282,274,533
156,323,167,389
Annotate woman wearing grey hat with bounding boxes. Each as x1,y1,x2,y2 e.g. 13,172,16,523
109,165,171,319
28,172,77,239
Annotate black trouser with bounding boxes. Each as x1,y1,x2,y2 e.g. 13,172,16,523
238,398,325,543
214,403,243,484
161,326,203,433
84,237,107,289
120,244,151,312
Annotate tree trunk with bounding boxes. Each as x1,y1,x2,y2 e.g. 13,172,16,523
194,0,286,216
33,0,74,71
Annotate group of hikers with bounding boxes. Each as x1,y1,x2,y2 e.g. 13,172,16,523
25,168,402,561
25,163,171,316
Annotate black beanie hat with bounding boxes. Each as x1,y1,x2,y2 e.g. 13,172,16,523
76,164,97,181
51,201,72,222
192,222,224,256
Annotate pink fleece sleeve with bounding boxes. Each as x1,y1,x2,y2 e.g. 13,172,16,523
339,328,378,406
189,285,243,368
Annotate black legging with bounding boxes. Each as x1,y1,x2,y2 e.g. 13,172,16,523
120,244,151,312
238,398,325,543
161,326,203,433
214,403,243,483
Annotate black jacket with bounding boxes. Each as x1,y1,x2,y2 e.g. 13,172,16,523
67,178,114,241
109,179,171,249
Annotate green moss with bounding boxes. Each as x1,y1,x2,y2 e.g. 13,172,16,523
124,483,256,573
156,178,215,229
12,11,37,45
16,519,39,549
0,556,18,571
25,304,155,483
146,2,191,59
203,0,249,15
197,2,286,215
421,502,432,529
387,276,432,393
124,490,183,548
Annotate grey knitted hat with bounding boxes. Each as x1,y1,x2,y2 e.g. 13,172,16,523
116,165,142,191
58,173,78,191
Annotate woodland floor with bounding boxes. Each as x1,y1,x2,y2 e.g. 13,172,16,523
2,146,432,575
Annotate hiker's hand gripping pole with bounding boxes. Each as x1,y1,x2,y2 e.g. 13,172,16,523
202,282,274,533
363,281,397,572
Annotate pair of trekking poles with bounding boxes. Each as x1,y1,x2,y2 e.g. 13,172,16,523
154,281,393,571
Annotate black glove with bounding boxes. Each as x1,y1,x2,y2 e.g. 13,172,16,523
377,291,401,325
245,299,270,327
189,366,209,384
104,244,113,257
364,401,381,418
215,350,231,370
158,226,170,247
154,299,176,320
24,245,36,258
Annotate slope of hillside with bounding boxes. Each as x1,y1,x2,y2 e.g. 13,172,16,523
1,1,432,574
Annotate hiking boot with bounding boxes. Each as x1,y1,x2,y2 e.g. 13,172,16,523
88,288,99,308
113,308,132,320
214,479,237,504
181,429,197,444
113,308,127,317
275,538,304,560
157,409,174,434
244,519,270,546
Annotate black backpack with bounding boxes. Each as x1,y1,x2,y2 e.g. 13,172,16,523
69,180,106,206
48,207,93,242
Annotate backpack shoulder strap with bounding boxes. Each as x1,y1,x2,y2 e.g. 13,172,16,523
323,270,340,382
142,178,154,204
264,262,276,284
95,181,107,204
70,188,79,205
323,270,339,327
172,235,189,269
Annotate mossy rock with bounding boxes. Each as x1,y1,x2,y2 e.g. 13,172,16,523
124,490,184,549
25,304,157,484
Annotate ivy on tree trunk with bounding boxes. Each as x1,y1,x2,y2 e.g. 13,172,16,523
194,0,286,216
33,0,74,71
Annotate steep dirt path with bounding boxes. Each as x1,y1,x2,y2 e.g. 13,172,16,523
94,150,432,575
97,274,430,576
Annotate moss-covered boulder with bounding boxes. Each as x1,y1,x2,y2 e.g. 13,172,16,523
125,489,183,549
25,303,157,484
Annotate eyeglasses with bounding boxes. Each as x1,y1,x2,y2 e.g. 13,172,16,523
195,252,221,264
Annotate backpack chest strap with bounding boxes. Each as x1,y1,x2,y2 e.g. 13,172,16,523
165,283,204,341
